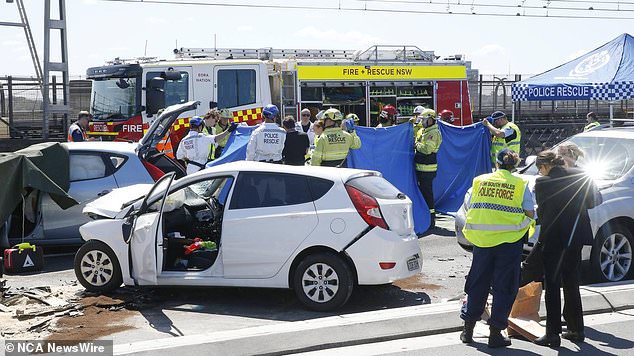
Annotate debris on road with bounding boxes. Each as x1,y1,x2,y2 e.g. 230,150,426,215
0,281,139,341
393,273,443,292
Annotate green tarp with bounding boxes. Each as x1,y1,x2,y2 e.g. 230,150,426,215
0,142,78,224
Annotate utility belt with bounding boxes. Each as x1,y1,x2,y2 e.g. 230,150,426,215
414,151,437,165
322,158,348,168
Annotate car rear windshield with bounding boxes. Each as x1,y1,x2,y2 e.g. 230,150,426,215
346,175,402,199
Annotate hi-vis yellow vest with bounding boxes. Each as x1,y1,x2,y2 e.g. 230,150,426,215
491,122,521,161
462,170,534,248
202,126,216,160
584,121,600,132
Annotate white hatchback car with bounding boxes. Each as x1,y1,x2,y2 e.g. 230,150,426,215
74,162,422,311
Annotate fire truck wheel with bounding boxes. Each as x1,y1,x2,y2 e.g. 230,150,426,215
74,241,123,293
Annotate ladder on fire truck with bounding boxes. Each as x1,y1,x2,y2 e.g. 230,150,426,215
173,45,435,62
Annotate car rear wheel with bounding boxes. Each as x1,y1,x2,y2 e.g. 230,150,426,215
591,224,633,282
293,253,354,311
74,241,122,292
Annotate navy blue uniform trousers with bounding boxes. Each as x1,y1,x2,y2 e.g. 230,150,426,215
460,239,523,330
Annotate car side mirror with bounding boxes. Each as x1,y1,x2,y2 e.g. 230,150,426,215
209,101,218,109
146,78,166,116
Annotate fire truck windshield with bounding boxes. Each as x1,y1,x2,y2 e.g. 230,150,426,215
90,77,139,121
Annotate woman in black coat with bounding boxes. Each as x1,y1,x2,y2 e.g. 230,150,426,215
533,150,601,347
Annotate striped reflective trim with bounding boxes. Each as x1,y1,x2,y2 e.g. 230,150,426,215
465,216,532,232
470,202,524,214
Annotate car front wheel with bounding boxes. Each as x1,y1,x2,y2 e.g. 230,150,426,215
591,224,633,282
74,241,123,292
293,253,354,311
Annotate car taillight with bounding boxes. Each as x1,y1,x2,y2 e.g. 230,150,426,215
345,185,389,230
142,160,165,182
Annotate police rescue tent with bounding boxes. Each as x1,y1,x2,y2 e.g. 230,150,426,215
511,33,634,118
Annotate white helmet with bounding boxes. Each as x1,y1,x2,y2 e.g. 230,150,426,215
413,106,425,115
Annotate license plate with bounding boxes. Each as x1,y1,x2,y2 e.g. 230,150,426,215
407,257,420,271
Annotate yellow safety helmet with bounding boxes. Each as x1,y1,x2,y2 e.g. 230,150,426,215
421,109,436,120
345,113,360,122
323,108,343,122
219,108,233,119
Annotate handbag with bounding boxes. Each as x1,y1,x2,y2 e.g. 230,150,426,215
520,241,544,287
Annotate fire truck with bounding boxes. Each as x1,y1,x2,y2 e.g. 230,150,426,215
86,45,476,147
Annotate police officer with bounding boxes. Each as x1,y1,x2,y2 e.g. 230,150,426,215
459,149,535,348
311,108,361,167
414,109,442,229
246,104,286,163
67,111,93,142
176,116,235,174
482,111,521,166
377,104,397,128
213,109,233,159
584,112,600,131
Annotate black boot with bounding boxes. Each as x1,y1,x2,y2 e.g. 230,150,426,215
562,331,585,343
488,326,511,348
535,333,561,348
460,321,476,343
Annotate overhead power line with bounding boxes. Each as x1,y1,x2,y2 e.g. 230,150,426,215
358,0,634,13
95,0,634,19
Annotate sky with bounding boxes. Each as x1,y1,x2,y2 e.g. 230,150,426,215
1,0,633,79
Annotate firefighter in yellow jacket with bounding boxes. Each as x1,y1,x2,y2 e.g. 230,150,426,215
213,109,233,159
311,108,361,167
415,109,442,229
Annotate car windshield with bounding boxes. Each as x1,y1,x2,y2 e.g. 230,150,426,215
147,177,234,211
524,134,634,180
91,77,138,121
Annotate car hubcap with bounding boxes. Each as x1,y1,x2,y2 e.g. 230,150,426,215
302,263,339,303
80,250,113,286
600,233,632,281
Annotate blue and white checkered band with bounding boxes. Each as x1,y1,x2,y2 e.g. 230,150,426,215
512,81,634,102
471,202,524,214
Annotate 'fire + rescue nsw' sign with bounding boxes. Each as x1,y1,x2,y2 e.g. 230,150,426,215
296,65,467,81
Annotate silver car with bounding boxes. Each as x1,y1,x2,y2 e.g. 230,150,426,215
456,127,634,283
1,102,195,246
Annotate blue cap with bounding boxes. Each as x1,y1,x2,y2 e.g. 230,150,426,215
491,111,506,121
189,116,203,127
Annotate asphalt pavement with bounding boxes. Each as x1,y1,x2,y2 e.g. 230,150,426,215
2,214,471,343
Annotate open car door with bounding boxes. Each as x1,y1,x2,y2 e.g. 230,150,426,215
128,172,176,285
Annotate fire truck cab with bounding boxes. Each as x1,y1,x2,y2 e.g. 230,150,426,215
86,58,271,141
86,46,476,149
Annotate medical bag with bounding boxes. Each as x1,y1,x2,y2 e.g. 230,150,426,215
3,243,43,273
